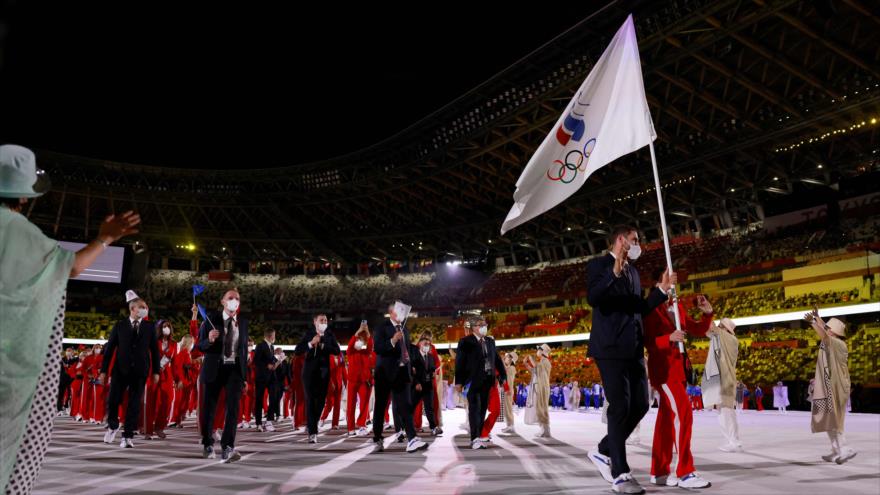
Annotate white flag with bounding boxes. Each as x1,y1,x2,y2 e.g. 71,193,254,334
501,15,656,235
393,300,412,322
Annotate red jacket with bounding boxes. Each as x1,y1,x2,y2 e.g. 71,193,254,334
156,338,178,383
189,320,203,359
172,345,194,386
84,354,101,380
644,303,712,385
347,335,374,383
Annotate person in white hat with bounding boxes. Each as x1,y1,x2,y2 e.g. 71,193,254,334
702,317,743,452
524,343,552,438
500,352,518,434
0,145,140,494
804,307,856,464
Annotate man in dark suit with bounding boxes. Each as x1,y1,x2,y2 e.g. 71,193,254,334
586,225,675,493
253,328,278,432
272,348,289,420
294,314,341,444
197,289,249,463
412,333,442,436
454,317,506,450
371,303,428,453
99,293,160,448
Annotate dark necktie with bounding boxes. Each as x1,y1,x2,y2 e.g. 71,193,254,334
224,318,235,359
480,338,491,373
397,325,410,364
132,320,139,339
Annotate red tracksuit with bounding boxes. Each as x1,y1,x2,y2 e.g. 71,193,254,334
479,370,502,438
290,353,306,428
145,337,177,434
321,354,347,428
346,335,374,432
171,344,194,425
414,345,442,430
240,351,256,423
645,303,713,479
79,353,97,421
84,352,106,422
70,357,86,418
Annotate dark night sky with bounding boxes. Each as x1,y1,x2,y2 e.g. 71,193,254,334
0,2,607,169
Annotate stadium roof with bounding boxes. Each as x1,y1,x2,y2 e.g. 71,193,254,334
3,1,879,264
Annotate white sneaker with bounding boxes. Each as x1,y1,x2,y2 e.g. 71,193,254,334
678,472,710,489
718,442,742,452
500,426,515,435
588,450,614,483
471,438,486,450
265,421,275,432
478,436,491,443
649,475,679,486
835,449,857,464
120,438,134,449
821,452,838,462
383,422,393,431
611,473,645,494
308,434,318,444
406,438,428,453
103,428,119,444
347,430,357,437
357,427,368,437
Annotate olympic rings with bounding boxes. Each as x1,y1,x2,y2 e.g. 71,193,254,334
545,138,597,184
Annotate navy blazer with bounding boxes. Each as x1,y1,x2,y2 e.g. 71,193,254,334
198,311,249,383
101,318,160,378
373,319,414,386
294,328,340,392
454,334,507,388
586,253,668,360
253,340,277,384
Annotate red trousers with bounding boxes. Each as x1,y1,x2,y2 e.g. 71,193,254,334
284,390,292,418
292,384,306,428
480,385,501,438
346,380,371,431
145,379,175,434
87,383,106,422
652,382,696,478
70,379,83,417
172,385,193,424
756,397,764,411
321,382,343,427
414,380,442,430
80,381,94,421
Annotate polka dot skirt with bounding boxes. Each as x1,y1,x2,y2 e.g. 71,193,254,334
6,295,65,495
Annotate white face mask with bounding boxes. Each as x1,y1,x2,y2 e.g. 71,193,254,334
225,299,240,312
316,323,327,335
248,345,254,352
94,348,102,355
421,344,430,353
136,308,149,319
162,327,171,336
478,326,488,337
627,242,642,260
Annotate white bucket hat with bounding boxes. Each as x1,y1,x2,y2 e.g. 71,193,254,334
826,318,846,337
0,145,50,198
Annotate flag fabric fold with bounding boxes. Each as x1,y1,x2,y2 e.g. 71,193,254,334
501,14,656,234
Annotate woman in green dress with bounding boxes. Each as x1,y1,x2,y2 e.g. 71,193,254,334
1,145,140,494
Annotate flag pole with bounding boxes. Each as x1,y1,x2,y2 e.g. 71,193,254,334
648,141,685,354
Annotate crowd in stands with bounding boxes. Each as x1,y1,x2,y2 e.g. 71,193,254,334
711,287,862,318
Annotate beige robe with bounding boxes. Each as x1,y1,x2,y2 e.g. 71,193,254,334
503,363,516,426
533,358,551,425
811,336,850,433
703,324,738,409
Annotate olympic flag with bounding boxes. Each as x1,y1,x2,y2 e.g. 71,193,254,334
500,15,656,234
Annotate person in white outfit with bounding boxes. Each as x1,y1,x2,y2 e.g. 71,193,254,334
772,381,789,413
702,318,742,452
804,308,857,464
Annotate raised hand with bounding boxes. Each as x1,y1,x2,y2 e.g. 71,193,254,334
98,210,140,243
